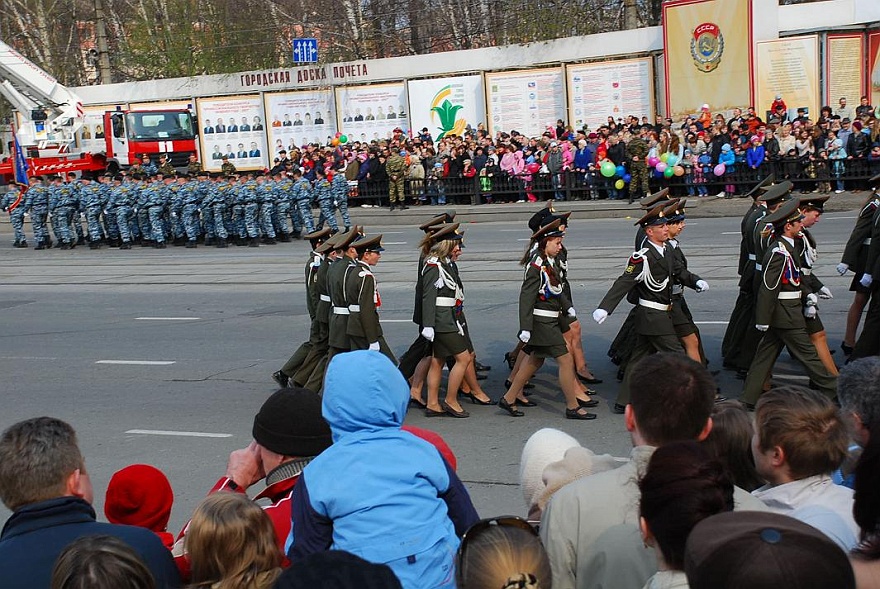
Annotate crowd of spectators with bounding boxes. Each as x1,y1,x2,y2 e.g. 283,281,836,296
2,352,880,588
268,96,880,207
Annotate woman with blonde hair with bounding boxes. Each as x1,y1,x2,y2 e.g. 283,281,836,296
456,517,551,589
186,492,282,589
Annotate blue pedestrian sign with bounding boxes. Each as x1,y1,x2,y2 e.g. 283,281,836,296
293,39,319,63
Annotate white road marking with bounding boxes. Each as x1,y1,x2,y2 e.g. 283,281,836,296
0,356,58,360
135,317,201,321
96,360,176,365
380,319,413,323
126,429,232,438
383,241,407,245
695,321,729,325
824,215,856,220
721,232,740,235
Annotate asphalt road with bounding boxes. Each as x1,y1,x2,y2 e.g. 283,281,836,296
0,208,860,532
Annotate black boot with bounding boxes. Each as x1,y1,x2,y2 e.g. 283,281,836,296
120,241,132,249
173,236,186,246
204,237,215,246
76,236,86,246
46,238,53,248
216,238,228,248
89,241,100,249
60,242,70,250
279,233,291,243
249,237,259,247
154,241,166,249
291,230,301,239
186,240,197,248
35,241,45,250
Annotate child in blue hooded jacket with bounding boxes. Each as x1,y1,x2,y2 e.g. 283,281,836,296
286,350,479,589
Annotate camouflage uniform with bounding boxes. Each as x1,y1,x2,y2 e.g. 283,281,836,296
626,137,650,203
107,179,135,247
142,179,168,245
256,177,276,241
331,170,352,230
292,176,315,233
314,175,338,232
49,179,75,247
180,177,201,244
221,160,237,175
385,152,407,207
135,178,152,243
157,158,176,177
25,180,51,248
273,174,294,239
78,180,105,247
0,186,27,246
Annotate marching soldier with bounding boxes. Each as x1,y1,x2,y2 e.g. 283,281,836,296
291,168,315,235
273,228,333,388
179,174,201,247
741,198,838,407
346,235,395,361
626,134,650,204
106,175,134,249
25,176,52,249
331,162,353,233
255,173,277,244
721,174,776,364
592,204,708,413
842,173,880,357
313,167,339,234
1,183,27,248
326,228,361,357
78,177,104,249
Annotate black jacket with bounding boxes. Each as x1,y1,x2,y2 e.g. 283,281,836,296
0,496,181,589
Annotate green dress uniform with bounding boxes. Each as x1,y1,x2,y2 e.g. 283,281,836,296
279,242,327,380
327,253,357,355
518,250,572,359
346,239,396,362
421,254,468,358
742,203,837,405
840,192,880,293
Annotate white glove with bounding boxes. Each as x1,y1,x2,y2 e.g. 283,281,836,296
806,293,818,307
592,309,608,324
696,280,709,292
518,330,531,343
819,286,833,299
368,342,380,351
756,324,769,332
861,274,873,288
804,306,818,319
567,307,577,318
421,327,435,342
837,263,849,275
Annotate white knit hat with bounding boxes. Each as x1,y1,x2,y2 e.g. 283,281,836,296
519,429,581,510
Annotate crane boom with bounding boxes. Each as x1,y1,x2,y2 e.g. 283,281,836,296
0,38,84,152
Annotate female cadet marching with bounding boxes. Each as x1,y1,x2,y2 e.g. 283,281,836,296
498,218,598,420
346,234,396,361
419,223,489,418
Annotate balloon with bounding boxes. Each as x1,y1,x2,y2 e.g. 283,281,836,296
339,135,348,143
656,162,667,173
659,153,669,163
654,169,664,178
622,174,632,183
673,165,685,177
714,163,726,176
615,179,625,189
526,162,541,174
667,155,678,166
331,138,340,146
647,156,659,167
615,165,626,177
335,132,342,138
600,161,616,177
664,167,675,178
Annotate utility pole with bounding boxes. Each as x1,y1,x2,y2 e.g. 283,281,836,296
94,0,113,83
623,0,638,30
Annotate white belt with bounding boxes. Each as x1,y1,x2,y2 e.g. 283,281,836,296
748,254,756,261
332,306,350,315
778,291,801,300
320,294,331,302
864,238,872,245
533,308,560,318
348,304,361,312
802,268,812,275
639,298,672,312
755,263,763,271
436,297,457,307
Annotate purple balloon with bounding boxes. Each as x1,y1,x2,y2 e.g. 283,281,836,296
647,156,660,167
713,163,726,176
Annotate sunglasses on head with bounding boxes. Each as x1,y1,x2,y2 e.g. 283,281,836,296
456,516,538,588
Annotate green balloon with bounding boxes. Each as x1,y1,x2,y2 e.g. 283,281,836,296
339,135,348,143
664,166,675,178
600,161,616,177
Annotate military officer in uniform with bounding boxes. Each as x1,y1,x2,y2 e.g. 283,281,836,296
326,228,362,358
741,198,838,407
842,173,880,357
157,153,175,177
386,149,408,210
273,228,333,388
346,235,395,362
220,155,236,175
186,153,202,176
1,183,27,248
593,204,708,413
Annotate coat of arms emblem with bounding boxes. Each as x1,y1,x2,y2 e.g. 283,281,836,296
691,22,724,72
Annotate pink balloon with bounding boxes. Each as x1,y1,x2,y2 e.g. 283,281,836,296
713,163,726,176
655,162,667,173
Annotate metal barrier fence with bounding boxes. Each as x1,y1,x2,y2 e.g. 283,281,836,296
347,157,880,205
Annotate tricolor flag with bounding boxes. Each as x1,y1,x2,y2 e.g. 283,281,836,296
9,126,29,211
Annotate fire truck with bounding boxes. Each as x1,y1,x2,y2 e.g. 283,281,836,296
0,39,198,181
